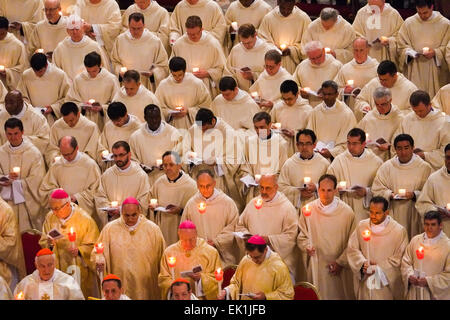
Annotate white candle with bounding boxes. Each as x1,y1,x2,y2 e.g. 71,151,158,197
156,159,163,167
35,48,44,54
304,177,311,184
192,67,199,73
120,67,127,74
325,47,331,54
280,43,287,50
150,199,158,206
347,80,354,86
111,201,118,207
175,106,183,111
12,167,20,174
88,99,95,104
398,189,406,197
339,181,347,189
422,47,430,54
446,203,450,211
231,21,238,31
255,174,261,183
189,152,197,159
58,11,63,16
251,91,259,98
0,65,5,72
54,156,61,162
303,87,310,92
273,123,281,130
102,150,109,158
380,36,388,42
366,133,369,140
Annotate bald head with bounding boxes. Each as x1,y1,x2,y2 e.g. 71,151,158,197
368,0,385,10
259,174,278,201
59,136,78,162
5,90,24,116
353,37,370,64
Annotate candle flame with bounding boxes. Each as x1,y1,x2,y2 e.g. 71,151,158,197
362,229,371,241
16,291,24,300
70,227,74,234
168,256,176,267
198,202,207,214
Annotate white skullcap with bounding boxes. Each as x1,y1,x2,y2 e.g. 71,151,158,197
66,14,82,30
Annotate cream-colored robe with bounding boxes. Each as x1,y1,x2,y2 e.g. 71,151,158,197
48,115,104,164
333,57,379,110
294,54,342,107
352,4,403,65
66,67,120,131
0,81,6,104
100,115,142,152
211,89,259,137
224,0,272,50
225,37,276,91
431,83,450,115
236,192,299,277
156,72,212,130
0,276,12,300
94,215,166,300
129,122,183,185
182,189,240,266
17,64,71,119
111,29,168,91
327,149,383,223
249,67,294,108
149,171,197,245
53,35,110,81
302,15,356,64
356,104,404,161
278,152,329,209
121,2,170,54
0,197,26,288
39,152,101,216
401,232,450,300
112,84,160,123
393,110,450,171
0,33,28,90
416,167,450,236
354,72,418,120
397,12,450,98
171,31,226,98
169,0,226,45
27,16,68,58
347,217,408,300
0,139,45,232
158,237,221,300
0,102,50,156
270,97,313,156
226,249,294,300
372,155,433,240
258,6,311,74
78,0,121,54
14,269,84,300
306,100,357,158
39,204,100,298
297,197,356,300
0,0,44,41
94,161,150,228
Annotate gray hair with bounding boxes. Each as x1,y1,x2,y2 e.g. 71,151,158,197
35,253,56,264
373,87,392,100
304,41,323,54
320,8,339,21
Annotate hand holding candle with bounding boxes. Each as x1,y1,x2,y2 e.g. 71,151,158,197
192,67,199,73
215,267,224,295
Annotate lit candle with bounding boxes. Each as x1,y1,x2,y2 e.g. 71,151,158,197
422,47,429,54
156,159,163,167
94,242,105,285
175,106,183,111
120,67,127,74
58,11,63,16
254,198,263,210
302,203,317,287
362,229,371,242
302,87,310,92
302,204,312,217
325,47,331,54
347,80,354,86
447,203,450,211
215,267,224,295
15,291,25,300
102,150,109,158
280,43,287,50
198,202,206,214
192,67,199,73
339,181,347,190
362,229,372,298
254,174,261,183
304,177,311,184
273,123,281,130
366,133,369,141
168,256,176,280
251,91,259,99
416,245,425,300
54,156,61,162
150,199,158,207
380,36,388,42
189,152,197,160
36,48,44,54
12,167,20,174
111,201,118,207
0,65,5,72
231,21,238,31
95,242,104,255
88,99,95,104
68,227,76,242
398,189,406,197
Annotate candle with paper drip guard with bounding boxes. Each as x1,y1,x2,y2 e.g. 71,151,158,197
168,256,176,280
12,167,20,174
215,268,224,296
380,36,388,42
175,106,183,111
192,67,199,73
422,47,430,54
416,246,425,300
197,202,207,214
254,197,263,210
94,243,105,289
231,21,238,31
362,229,372,299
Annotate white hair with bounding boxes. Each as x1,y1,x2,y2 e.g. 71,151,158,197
304,41,324,54
35,253,56,264
320,8,339,21
373,86,392,100
66,14,82,30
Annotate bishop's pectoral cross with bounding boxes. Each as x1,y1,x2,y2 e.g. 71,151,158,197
41,293,51,300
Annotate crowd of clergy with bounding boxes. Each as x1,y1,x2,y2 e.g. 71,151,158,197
0,0,449,301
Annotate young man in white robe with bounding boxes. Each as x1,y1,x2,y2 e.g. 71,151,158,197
297,174,356,300
14,248,84,300
352,0,403,65
156,57,211,131
397,0,450,98
354,60,418,120
0,17,28,90
225,23,276,92
181,169,240,266
356,87,404,161
372,134,433,239
111,12,168,92
66,51,119,131
393,90,450,171
270,80,312,156
53,14,110,81
258,0,311,74
249,49,294,112
401,211,450,300
0,91,50,157
171,15,226,98
306,80,357,161
18,53,70,125
112,70,160,123
294,41,342,107
94,141,150,229
129,104,183,186
347,196,408,300
301,7,356,64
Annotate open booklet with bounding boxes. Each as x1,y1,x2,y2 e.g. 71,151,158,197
314,141,335,152
47,228,65,240
240,175,259,187
180,265,203,278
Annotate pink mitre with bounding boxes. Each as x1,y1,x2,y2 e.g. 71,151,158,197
122,197,140,206
179,220,196,229
248,235,266,245
51,188,69,199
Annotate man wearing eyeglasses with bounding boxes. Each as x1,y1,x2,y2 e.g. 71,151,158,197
39,188,99,299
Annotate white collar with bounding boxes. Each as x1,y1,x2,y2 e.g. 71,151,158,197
121,115,132,127
318,197,339,214
423,11,437,21
145,122,164,135
354,56,373,66
117,163,132,172
323,102,336,110
62,151,81,164
11,104,26,119
370,215,391,234
69,35,86,45
253,37,264,49
9,140,24,151
396,154,417,166
424,230,443,246
231,89,246,101
39,272,56,283
201,188,220,202
264,191,280,203
351,148,367,159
